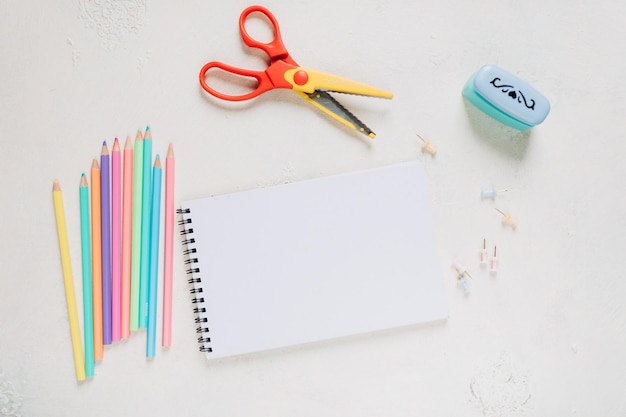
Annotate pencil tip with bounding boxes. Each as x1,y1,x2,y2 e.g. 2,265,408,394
80,174,88,186
53,180,61,191
135,130,143,141
102,140,107,146
113,138,120,151
154,155,162,168
92,158,100,169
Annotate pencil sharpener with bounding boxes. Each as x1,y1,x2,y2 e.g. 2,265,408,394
462,64,550,130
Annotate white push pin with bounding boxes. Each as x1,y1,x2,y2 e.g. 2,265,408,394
495,208,517,229
481,186,507,200
416,133,437,156
479,238,488,267
490,246,498,274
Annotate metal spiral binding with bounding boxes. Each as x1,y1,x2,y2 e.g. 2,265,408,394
178,207,213,353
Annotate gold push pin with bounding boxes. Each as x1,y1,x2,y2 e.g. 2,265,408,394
495,208,517,229
416,133,437,156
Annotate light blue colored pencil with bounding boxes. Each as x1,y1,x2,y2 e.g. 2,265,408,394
79,174,94,377
139,126,152,328
147,156,162,358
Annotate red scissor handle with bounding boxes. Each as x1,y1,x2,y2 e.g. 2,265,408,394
199,5,299,101
199,61,274,101
238,5,294,64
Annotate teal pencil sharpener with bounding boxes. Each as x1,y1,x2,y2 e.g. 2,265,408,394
463,64,550,131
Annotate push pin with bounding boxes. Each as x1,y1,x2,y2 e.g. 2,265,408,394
490,246,498,274
495,208,517,229
481,186,507,200
452,261,472,293
479,238,488,267
416,134,437,156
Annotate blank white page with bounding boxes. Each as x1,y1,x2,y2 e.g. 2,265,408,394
180,160,447,359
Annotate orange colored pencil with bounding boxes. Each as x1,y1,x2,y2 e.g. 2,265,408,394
91,159,104,360
121,136,133,338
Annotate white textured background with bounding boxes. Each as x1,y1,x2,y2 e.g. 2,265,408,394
1,0,625,416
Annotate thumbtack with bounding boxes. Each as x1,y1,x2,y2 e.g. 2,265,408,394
452,260,472,293
479,238,488,267
495,208,517,229
416,133,437,156
481,186,507,200
490,246,498,274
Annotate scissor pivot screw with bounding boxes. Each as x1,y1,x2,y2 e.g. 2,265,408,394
294,70,309,86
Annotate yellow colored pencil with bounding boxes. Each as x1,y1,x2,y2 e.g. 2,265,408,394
52,180,86,382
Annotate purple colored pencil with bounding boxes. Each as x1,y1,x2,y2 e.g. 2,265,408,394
101,141,112,345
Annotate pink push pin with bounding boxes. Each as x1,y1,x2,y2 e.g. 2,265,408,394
490,246,498,274
495,208,517,229
416,133,437,156
452,260,472,293
479,238,488,267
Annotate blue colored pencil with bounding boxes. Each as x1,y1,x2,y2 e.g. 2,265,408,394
147,156,162,357
101,142,112,345
79,174,94,376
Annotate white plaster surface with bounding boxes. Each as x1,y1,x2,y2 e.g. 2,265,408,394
1,0,625,416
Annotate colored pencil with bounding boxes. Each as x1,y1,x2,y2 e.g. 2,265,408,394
139,126,152,328
79,174,95,377
91,159,104,360
101,141,112,345
147,156,162,358
121,136,133,339
52,181,86,382
162,144,174,347
111,138,121,341
130,130,144,331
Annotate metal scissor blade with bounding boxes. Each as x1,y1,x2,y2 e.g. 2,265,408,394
298,90,376,138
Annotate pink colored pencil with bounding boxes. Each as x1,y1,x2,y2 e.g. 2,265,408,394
162,143,174,346
111,138,122,342
121,136,133,339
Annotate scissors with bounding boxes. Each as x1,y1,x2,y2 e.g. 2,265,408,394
199,5,393,138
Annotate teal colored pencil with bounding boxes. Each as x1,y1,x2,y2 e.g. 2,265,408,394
139,126,152,328
79,174,94,377
147,156,162,358
130,130,144,331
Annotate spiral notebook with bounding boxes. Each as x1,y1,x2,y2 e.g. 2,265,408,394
179,160,447,359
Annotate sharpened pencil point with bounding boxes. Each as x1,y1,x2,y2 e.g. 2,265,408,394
144,127,152,140
167,143,174,158
92,158,100,169
154,155,161,168
53,180,61,191
80,174,88,187
135,130,144,141
113,138,120,151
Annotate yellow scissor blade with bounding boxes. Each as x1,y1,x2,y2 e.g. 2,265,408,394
285,68,393,99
